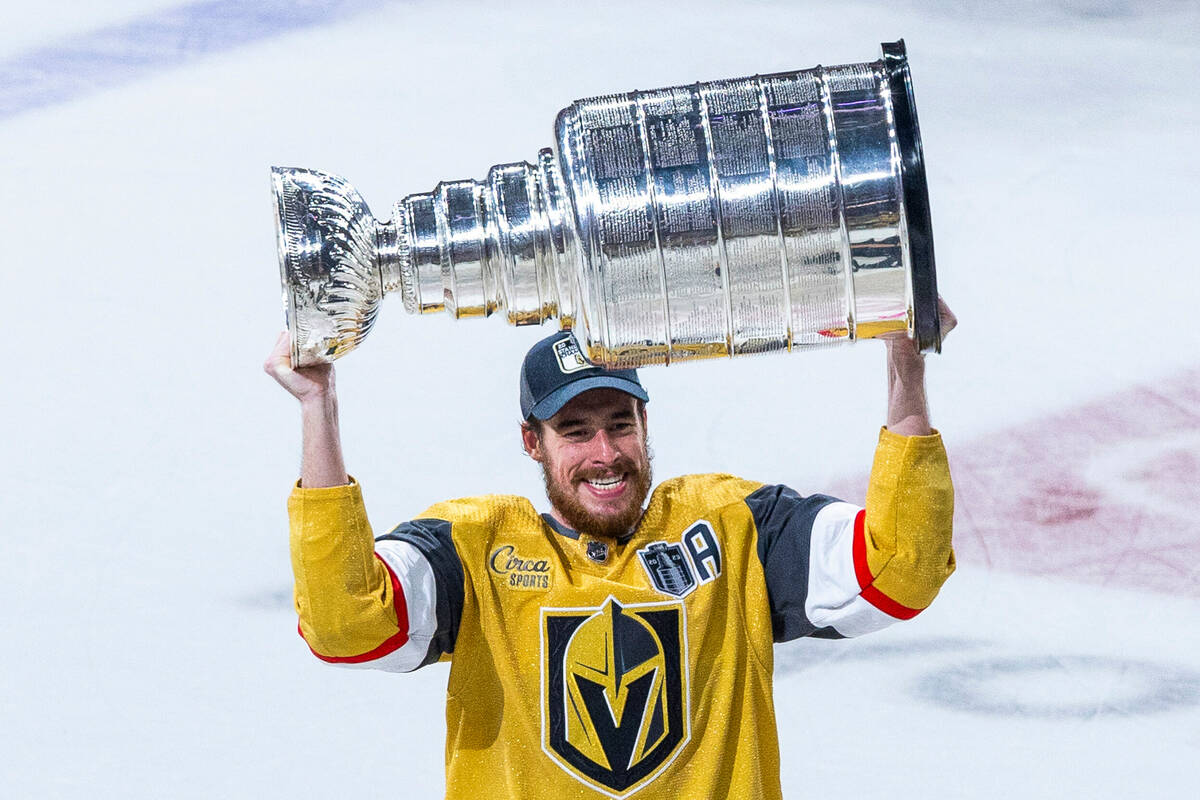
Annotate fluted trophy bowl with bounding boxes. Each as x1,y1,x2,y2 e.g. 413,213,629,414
273,167,387,367
273,40,941,369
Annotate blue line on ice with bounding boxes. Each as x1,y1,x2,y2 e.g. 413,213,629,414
0,0,389,120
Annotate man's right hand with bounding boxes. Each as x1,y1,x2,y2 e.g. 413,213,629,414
264,330,335,405
264,330,349,487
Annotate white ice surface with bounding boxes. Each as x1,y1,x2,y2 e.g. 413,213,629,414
1,1,1198,797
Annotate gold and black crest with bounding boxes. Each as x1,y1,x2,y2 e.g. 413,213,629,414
541,597,689,797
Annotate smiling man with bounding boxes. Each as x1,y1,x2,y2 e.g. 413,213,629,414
266,316,956,800
518,336,653,545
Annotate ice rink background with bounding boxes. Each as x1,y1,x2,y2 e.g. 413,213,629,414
2,0,1198,796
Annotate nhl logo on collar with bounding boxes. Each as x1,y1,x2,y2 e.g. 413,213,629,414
637,542,696,598
586,539,610,563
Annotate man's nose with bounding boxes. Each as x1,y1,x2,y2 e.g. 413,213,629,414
589,429,618,462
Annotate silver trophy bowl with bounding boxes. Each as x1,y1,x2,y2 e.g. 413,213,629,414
273,40,939,368
272,168,388,367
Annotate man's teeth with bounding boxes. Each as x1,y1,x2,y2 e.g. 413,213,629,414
586,476,624,489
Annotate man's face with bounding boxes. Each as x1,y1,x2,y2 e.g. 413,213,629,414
522,388,652,540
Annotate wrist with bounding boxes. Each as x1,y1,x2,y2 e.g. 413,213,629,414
885,335,925,357
300,391,338,417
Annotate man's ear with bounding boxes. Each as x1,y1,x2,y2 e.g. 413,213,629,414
521,422,543,462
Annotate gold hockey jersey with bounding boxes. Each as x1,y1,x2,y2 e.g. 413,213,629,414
287,428,955,799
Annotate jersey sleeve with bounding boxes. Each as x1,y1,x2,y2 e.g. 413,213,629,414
748,427,955,640
375,518,464,668
287,479,463,672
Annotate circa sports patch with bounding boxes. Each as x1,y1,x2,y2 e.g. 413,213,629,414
553,337,590,374
541,597,689,798
488,545,553,592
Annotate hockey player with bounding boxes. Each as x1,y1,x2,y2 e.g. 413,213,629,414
264,302,957,800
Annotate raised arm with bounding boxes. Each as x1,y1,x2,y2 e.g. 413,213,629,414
263,330,349,488
264,332,420,669
883,298,957,436
857,298,958,618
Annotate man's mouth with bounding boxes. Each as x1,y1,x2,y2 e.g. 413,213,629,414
582,474,627,496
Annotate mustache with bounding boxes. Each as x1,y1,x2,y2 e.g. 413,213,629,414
575,460,639,481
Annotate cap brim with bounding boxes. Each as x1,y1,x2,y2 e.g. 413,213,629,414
529,376,649,420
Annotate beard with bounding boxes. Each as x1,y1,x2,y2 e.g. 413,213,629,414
541,448,653,540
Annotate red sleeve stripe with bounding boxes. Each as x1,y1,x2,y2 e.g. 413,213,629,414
298,554,412,664
851,510,875,589
851,509,923,621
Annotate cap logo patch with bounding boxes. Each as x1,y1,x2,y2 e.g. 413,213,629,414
553,338,590,375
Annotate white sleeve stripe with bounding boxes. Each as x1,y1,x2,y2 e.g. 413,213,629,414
804,501,899,637
824,596,899,637
340,539,439,673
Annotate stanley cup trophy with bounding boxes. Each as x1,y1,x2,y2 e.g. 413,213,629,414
272,40,940,369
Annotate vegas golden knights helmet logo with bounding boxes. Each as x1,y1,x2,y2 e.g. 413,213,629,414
542,598,689,797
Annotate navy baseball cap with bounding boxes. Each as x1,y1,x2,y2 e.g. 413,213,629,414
519,331,649,420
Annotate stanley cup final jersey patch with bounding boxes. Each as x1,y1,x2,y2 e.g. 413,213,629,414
541,597,690,798
637,521,723,599
637,543,695,598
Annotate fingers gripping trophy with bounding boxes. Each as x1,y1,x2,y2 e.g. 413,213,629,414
270,40,944,372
